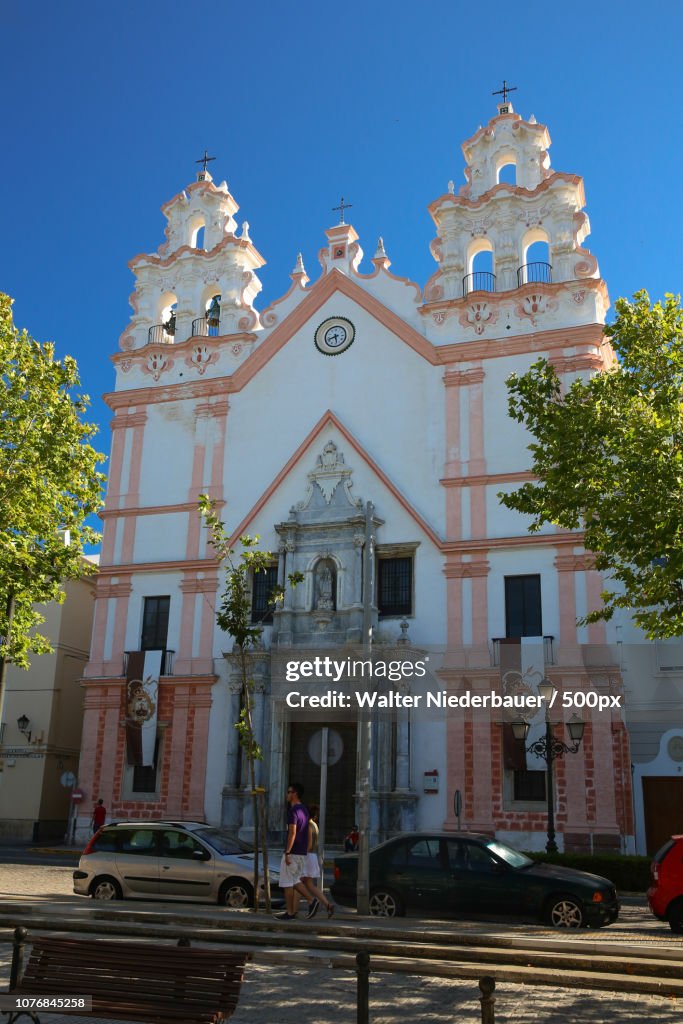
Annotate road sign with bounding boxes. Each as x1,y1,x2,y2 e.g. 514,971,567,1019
60,771,77,788
71,788,84,803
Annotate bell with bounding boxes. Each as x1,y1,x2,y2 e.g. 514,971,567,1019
207,296,221,327
163,311,176,337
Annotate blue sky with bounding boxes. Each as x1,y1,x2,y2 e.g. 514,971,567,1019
2,0,682,490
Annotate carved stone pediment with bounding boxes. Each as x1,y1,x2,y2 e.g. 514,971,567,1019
289,442,363,519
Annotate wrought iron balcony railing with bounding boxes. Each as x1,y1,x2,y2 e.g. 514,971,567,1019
490,636,555,668
147,325,175,345
462,272,496,297
517,262,553,287
191,316,220,338
123,649,175,677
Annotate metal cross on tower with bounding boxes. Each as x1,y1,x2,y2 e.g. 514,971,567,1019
196,150,216,173
332,197,352,225
492,80,517,104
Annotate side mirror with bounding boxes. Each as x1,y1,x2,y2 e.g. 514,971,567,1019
193,849,210,861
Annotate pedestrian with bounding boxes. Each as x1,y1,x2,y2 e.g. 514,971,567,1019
275,782,319,921
91,798,106,834
344,825,359,852
302,803,335,918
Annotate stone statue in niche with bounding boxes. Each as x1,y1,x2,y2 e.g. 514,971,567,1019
315,560,336,611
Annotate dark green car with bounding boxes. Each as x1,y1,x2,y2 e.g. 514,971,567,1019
332,832,619,928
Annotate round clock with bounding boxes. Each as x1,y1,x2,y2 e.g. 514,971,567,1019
314,316,355,356
668,736,683,762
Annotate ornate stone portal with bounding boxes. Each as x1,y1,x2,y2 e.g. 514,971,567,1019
221,441,419,843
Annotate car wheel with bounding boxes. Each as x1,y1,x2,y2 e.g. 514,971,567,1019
219,878,254,909
90,876,122,901
369,888,405,917
544,894,585,928
667,897,683,933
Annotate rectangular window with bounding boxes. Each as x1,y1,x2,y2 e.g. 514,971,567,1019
378,557,413,617
132,735,160,794
512,769,546,802
141,596,170,651
251,565,279,624
505,575,542,637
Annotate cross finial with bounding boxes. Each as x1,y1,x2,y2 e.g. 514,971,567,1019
332,196,352,225
492,80,517,105
196,150,216,173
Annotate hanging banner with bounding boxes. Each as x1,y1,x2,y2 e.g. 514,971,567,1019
125,650,161,766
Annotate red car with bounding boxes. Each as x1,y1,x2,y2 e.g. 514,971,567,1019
647,835,683,932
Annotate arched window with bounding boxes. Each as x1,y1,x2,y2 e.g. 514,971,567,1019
497,162,516,186
149,293,177,344
519,232,552,286
189,216,206,250
464,242,495,296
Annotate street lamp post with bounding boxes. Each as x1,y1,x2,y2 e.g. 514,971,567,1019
511,681,585,854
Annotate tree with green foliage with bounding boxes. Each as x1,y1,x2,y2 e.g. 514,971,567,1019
0,293,105,717
199,495,303,912
501,291,683,639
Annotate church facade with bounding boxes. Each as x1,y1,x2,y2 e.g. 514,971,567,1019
77,100,636,852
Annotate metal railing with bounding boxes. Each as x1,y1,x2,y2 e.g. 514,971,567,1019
191,316,220,338
491,636,555,667
147,324,175,345
462,271,496,296
122,649,175,676
517,262,553,287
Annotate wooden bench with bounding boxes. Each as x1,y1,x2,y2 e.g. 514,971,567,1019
7,931,248,1024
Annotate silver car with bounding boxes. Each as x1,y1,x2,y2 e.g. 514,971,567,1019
73,820,281,908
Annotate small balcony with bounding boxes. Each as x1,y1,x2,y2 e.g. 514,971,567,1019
147,324,175,345
123,649,175,677
490,636,555,668
462,272,496,297
191,316,220,338
517,262,553,287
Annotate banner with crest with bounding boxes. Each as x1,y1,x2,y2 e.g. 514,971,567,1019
125,650,161,767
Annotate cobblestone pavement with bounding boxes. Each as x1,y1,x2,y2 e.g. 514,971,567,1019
1,861,682,1022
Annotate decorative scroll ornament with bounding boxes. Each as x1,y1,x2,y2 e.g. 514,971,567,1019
143,351,173,381
515,293,558,325
187,344,219,375
459,301,498,335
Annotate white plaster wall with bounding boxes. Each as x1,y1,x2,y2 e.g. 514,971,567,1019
138,403,196,507
482,356,539,475
133,513,188,564
223,296,445,537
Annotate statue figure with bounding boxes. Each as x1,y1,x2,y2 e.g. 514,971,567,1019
316,563,334,611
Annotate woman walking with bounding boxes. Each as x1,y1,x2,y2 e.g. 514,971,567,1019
302,804,335,919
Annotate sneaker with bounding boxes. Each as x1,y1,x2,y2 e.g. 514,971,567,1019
327,903,336,918
305,898,320,919
274,911,298,920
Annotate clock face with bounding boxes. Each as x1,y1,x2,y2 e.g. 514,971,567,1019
315,317,355,356
668,736,683,762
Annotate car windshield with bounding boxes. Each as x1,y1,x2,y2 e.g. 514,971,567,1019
486,840,533,869
193,829,253,856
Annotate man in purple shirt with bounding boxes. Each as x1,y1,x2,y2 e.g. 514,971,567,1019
275,782,320,920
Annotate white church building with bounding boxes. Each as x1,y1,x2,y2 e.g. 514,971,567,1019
78,98,683,854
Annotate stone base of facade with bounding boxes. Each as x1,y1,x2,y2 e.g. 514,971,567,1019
0,818,68,843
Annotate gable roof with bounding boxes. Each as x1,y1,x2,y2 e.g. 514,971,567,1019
228,408,442,549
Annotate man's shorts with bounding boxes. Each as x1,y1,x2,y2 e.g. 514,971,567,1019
278,853,305,887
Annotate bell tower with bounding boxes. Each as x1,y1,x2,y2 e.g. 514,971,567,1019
118,160,265,355
424,98,607,334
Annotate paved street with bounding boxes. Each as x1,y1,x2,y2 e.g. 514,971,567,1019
1,855,682,1022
